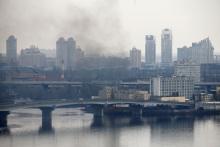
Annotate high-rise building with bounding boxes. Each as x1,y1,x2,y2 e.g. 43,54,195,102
129,47,141,69
161,29,172,66
145,35,156,65
56,37,76,70
177,38,214,64
56,37,66,69
19,46,47,68
74,47,84,65
66,37,76,69
6,35,17,64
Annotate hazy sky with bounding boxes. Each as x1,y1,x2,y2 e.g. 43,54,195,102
0,0,220,58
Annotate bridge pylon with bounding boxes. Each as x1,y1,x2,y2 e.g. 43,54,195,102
39,107,55,131
92,105,104,118
130,104,143,120
0,111,10,128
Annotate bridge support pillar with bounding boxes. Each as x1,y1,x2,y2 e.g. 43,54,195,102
0,111,10,128
92,105,104,118
130,104,143,120
40,107,54,131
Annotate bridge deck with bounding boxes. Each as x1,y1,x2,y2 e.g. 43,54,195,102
0,99,193,111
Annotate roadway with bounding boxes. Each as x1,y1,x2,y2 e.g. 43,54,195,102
0,80,151,86
0,98,193,111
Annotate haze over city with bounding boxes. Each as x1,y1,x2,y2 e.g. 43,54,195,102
1,1,220,147
0,0,220,57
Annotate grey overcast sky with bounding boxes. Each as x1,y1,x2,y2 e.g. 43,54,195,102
0,0,220,57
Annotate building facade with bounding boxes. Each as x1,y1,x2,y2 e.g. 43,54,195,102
174,61,200,82
0,53,7,64
200,63,220,82
214,55,220,63
145,35,156,65
19,46,47,68
98,86,150,100
177,38,214,64
160,96,186,103
56,37,76,70
161,29,172,66
0,66,45,81
194,82,220,101
129,47,141,69
6,35,17,64
73,47,84,68
152,76,194,99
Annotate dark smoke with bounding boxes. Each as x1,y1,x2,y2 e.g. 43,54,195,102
0,0,130,56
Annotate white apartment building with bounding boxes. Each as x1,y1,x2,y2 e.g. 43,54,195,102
152,76,194,99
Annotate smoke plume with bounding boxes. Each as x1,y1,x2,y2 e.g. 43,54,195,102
0,0,130,56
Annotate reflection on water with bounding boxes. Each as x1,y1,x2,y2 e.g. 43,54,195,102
0,108,220,147
0,127,10,135
38,126,55,135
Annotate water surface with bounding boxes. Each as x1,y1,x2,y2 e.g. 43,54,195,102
1,108,220,147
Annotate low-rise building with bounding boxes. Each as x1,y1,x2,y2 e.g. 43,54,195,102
200,93,213,102
194,83,220,101
114,89,150,100
132,90,150,100
160,96,186,103
152,76,194,99
98,86,150,100
0,66,45,81
98,86,114,99
174,61,200,82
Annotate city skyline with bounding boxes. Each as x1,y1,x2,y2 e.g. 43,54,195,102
1,34,217,63
1,1,220,147
0,0,220,56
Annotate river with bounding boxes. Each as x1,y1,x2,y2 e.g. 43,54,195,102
1,108,220,147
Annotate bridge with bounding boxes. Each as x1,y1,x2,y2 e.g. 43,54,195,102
0,80,151,86
0,98,193,132
0,81,83,86
0,81,151,90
